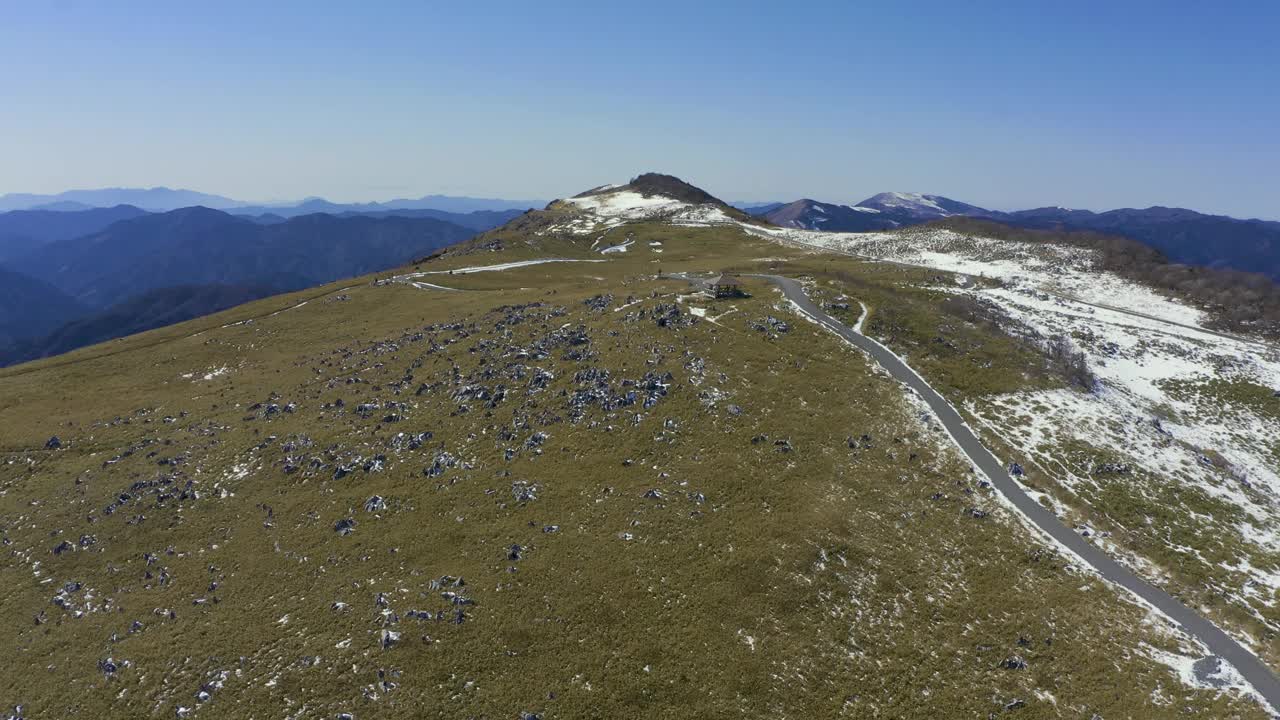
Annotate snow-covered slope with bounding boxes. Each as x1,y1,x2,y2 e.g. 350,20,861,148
565,190,687,221
855,192,993,221
754,224,1205,324
750,222,1280,652
547,179,997,239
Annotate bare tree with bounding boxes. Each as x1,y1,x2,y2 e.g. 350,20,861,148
1045,335,1097,392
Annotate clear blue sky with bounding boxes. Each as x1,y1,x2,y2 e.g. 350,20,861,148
3,0,1277,217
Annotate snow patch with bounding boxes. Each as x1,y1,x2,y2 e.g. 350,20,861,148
198,367,229,382
423,258,605,275
600,239,634,254
1143,645,1263,703
550,186,737,234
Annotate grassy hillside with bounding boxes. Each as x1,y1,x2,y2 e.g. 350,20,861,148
0,222,1268,718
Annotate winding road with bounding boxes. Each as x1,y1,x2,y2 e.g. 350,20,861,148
761,274,1280,712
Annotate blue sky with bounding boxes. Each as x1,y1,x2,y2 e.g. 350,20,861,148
3,0,1277,217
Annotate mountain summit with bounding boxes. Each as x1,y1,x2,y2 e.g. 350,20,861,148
549,173,748,234
574,173,730,207
764,199,892,232
761,193,996,232
855,191,990,220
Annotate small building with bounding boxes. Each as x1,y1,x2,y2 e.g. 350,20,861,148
711,272,743,298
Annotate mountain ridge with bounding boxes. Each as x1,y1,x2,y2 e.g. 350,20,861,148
0,187,244,212
762,194,1280,280
0,188,546,214
13,207,477,309
0,204,151,261
235,207,526,231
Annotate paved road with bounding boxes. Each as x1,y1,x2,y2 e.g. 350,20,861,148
761,274,1280,712
1050,290,1263,347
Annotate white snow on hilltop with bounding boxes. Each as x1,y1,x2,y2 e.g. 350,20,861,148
755,222,1280,657
863,191,950,214
550,187,737,235
566,190,685,218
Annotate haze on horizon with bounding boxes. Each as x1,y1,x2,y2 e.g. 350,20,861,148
3,0,1277,219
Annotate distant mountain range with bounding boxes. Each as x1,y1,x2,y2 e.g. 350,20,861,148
0,284,279,366
229,196,542,217
0,203,524,267
0,204,509,365
4,179,1279,367
12,207,476,309
759,194,1280,280
0,188,247,212
0,187,546,214
0,204,152,261
238,206,526,231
